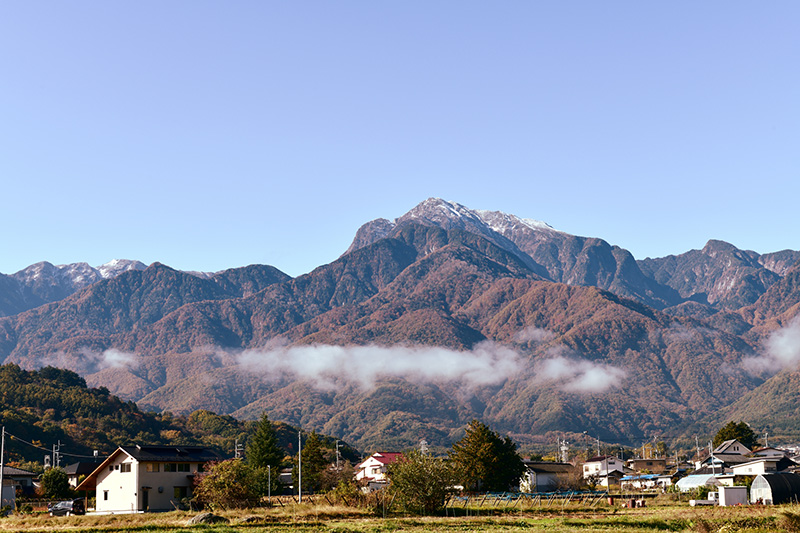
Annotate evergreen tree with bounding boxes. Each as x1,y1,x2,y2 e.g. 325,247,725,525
449,420,524,492
293,431,328,494
246,413,284,496
713,421,760,449
246,413,284,468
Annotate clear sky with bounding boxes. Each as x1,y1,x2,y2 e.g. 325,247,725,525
1,2,798,277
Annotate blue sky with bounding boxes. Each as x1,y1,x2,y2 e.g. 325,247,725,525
2,2,798,277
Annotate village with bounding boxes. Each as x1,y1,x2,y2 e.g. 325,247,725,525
3,431,800,515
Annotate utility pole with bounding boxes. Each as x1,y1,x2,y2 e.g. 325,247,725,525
596,436,600,457
52,440,61,469
764,430,769,448
708,441,716,476
268,465,271,505
298,431,302,503
559,438,569,463
336,440,340,469
0,427,5,507
234,439,244,459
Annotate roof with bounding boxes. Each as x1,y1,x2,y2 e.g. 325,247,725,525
361,452,403,466
675,474,723,491
693,466,731,476
713,439,751,455
120,445,221,463
752,447,788,458
2,466,36,477
64,462,102,476
705,453,754,466
621,474,660,481
586,455,619,463
76,445,222,491
524,461,574,474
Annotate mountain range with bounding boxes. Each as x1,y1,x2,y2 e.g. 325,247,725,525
1,198,799,451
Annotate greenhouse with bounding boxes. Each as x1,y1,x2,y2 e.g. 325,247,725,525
750,473,800,504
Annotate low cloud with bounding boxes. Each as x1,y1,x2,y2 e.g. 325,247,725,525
40,348,139,374
514,327,555,344
238,341,522,390
535,347,627,393
742,316,800,376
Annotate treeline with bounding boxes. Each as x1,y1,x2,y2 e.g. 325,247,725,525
195,419,526,515
0,364,357,468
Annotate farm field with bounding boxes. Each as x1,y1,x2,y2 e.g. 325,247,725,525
3,501,800,533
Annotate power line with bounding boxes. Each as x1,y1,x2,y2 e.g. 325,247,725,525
5,432,105,460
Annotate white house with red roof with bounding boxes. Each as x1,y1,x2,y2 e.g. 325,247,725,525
356,452,403,486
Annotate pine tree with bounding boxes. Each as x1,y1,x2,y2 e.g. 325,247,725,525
246,413,284,468
245,413,284,495
713,421,760,450
293,431,328,494
449,419,524,492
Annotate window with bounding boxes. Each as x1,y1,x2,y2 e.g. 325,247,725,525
146,463,160,473
178,463,190,472
174,486,188,499
103,490,108,501
165,464,177,472
120,463,132,473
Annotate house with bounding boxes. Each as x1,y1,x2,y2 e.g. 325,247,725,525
713,439,751,456
519,461,574,493
628,458,667,474
1,466,37,505
64,461,102,488
76,445,221,513
730,456,797,477
750,472,800,504
751,447,789,459
355,452,402,487
582,456,628,488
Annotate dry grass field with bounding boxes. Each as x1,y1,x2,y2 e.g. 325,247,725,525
4,498,800,533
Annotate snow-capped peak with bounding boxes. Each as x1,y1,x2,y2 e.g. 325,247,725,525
97,259,147,279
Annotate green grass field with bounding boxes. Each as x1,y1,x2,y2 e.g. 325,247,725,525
4,499,800,532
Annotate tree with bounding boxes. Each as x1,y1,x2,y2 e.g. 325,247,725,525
449,420,524,492
293,431,328,494
246,413,284,495
193,459,260,509
38,467,72,499
389,450,455,515
713,421,760,450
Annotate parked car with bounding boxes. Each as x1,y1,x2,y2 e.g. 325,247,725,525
48,499,85,516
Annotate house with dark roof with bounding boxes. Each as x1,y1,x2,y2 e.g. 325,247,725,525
713,439,751,456
1,465,37,503
76,445,221,513
520,461,574,492
64,461,102,488
582,455,629,488
731,456,798,477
